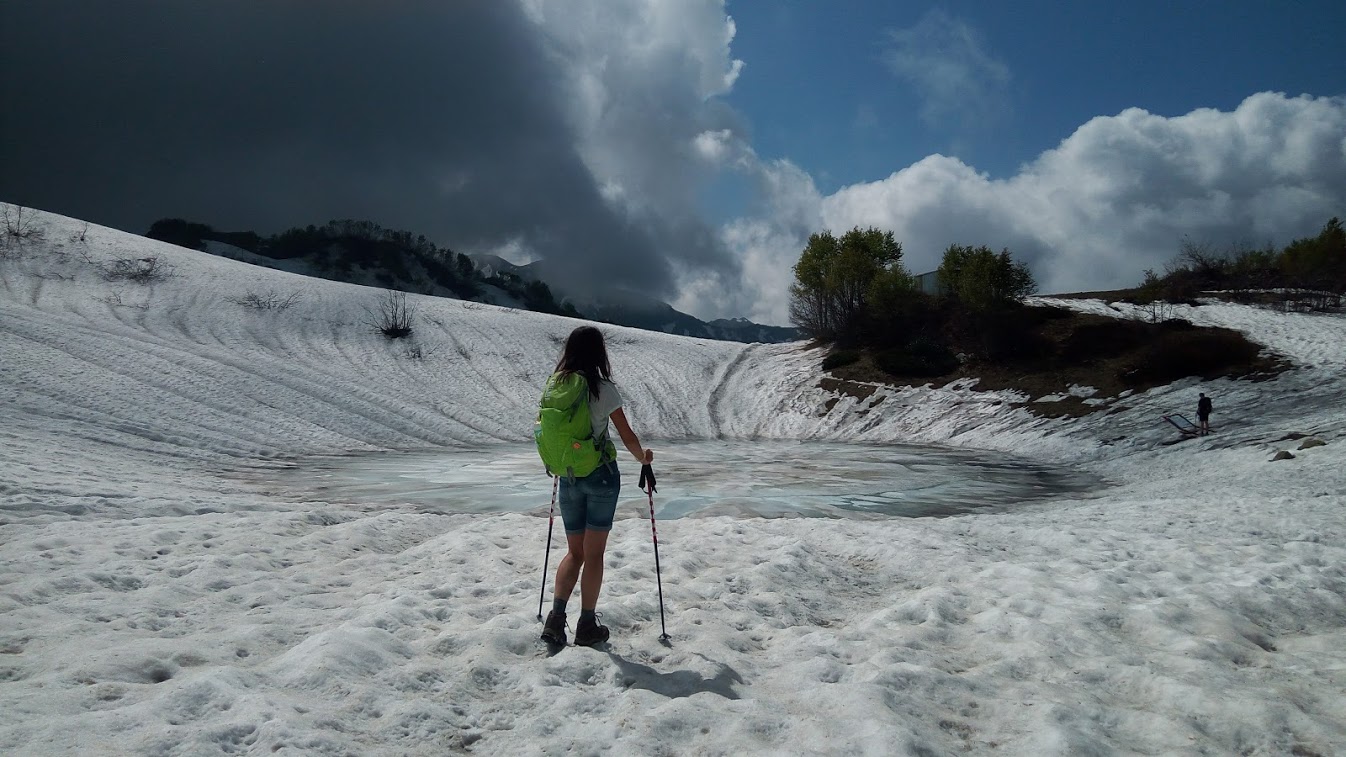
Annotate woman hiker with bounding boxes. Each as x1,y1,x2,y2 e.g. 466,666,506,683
541,326,654,646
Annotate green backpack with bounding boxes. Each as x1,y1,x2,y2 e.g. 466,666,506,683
534,372,615,479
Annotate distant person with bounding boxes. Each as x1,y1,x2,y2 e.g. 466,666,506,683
539,326,654,647
1197,392,1213,435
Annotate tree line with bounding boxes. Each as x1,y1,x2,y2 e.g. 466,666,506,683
1135,217,1346,310
789,226,1037,375
790,218,1341,384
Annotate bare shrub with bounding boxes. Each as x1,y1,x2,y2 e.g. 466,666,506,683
3,205,44,241
100,256,176,284
1174,238,1224,277
98,290,148,309
1281,290,1343,313
227,289,303,312
1142,299,1177,323
1,205,46,260
1131,268,1181,322
365,289,415,339
68,222,90,244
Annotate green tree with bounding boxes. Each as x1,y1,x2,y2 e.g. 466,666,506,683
789,231,840,338
1227,245,1279,290
523,279,563,314
1281,216,1346,292
936,244,1036,310
862,263,938,349
866,265,917,315
455,253,476,282
789,227,904,340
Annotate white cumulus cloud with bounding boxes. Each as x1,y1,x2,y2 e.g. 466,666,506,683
714,92,1346,325
677,158,823,324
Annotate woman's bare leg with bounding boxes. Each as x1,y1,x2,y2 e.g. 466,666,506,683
554,532,586,601
579,529,610,611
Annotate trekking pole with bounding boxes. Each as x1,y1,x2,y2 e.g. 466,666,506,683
641,464,670,641
537,476,558,621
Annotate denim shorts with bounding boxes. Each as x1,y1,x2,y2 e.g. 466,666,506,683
558,461,620,534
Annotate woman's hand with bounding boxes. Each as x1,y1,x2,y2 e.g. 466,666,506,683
642,448,654,464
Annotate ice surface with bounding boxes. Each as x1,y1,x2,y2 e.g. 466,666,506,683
250,441,1101,520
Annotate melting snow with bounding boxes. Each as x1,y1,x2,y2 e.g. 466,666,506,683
2,206,1344,755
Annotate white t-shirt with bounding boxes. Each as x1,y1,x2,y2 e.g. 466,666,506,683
589,379,623,449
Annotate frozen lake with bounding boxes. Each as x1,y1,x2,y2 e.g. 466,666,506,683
252,440,1102,520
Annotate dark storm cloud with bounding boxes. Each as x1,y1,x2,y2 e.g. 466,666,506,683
0,1,677,297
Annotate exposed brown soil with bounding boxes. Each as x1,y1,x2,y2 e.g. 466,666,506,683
823,307,1290,418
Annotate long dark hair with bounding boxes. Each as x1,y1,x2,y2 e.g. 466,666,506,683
555,325,611,398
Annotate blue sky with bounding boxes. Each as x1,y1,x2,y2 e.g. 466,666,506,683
725,0,1346,191
3,1,1344,323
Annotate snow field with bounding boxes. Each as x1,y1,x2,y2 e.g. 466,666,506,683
1,206,1344,755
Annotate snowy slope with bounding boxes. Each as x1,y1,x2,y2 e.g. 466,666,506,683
2,205,1344,756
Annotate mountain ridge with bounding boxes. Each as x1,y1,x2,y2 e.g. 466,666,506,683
142,218,797,344
466,253,799,343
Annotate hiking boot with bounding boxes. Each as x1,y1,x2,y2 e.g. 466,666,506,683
541,611,567,646
574,613,610,647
